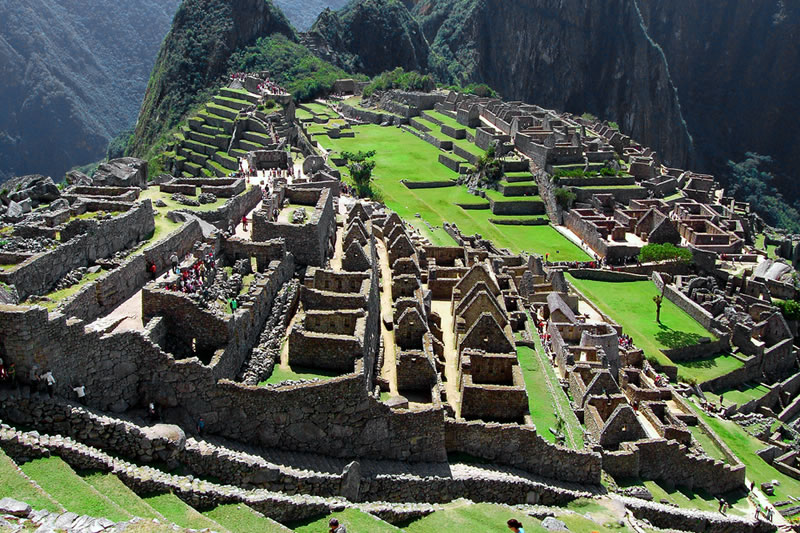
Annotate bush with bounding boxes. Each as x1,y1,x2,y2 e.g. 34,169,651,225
639,243,693,263
362,67,435,98
554,188,577,209
775,299,800,322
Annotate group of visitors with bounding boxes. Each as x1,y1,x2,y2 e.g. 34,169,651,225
164,254,214,296
27,365,56,397
618,333,635,350
257,78,287,96
229,72,248,82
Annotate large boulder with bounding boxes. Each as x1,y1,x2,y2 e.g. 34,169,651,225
65,170,93,186
92,157,147,188
5,174,61,206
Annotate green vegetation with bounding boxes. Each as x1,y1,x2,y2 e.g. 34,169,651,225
553,167,624,179
703,383,771,407
0,449,63,512
692,405,800,504
439,82,497,98
229,34,358,102
554,187,577,209
292,508,400,533
260,365,340,385
203,503,289,532
20,456,131,521
37,270,104,309
688,426,728,463
474,145,502,184
727,153,800,233
617,478,748,516
341,150,378,198
143,492,223,531
639,243,693,263
316,125,589,260
363,67,435,97
81,471,163,520
566,276,739,382
774,298,800,321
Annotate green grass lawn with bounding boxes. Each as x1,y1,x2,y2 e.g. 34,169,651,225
80,470,163,520
424,110,476,136
704,383,771,407
452,138,484,157
517,343,583,448
565,276,740,381
20,456,131,521
291,508,400,533
690,405,800,506
302,102,338,117
0,449,63,512
318,125,589,259
143,492,225,531
688,425,729,463
616,478,748,516
203,503,290,532
260,364,340,385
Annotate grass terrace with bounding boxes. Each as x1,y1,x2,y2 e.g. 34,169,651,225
259,364,340,386
315,125,589,260
704,382,771,407
565,276,741,381
292,508,399,533
424,110,477,136
615,478,748,516
0,449,62,512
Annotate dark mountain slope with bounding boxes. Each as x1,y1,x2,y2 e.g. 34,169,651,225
129,0,295,157
306,0,429,77
0,0,179,184
273,0,349,31
636,0,800,195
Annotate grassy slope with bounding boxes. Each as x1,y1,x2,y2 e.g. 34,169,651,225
316,125,589,260
19,456,131,521
260,365,339,385
144,492,227,531
566,276,743,381
80,471,164,520
0,449,63,513
203,503,291,532
291,508,400,533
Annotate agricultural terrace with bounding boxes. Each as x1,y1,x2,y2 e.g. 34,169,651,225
313,124,590,261
566,276,744,382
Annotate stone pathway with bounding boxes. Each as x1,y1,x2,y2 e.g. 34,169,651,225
374,238,398,394
430,299,461,418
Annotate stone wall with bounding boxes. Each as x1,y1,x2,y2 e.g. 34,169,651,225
444,419,601,485
0,201,155,300
59,221,204,322
652,272,719,333
184,186,261,229
620,496,774,533
488,198,546,216
567,269,649,282
339,105,407,126
253,188,335,266
0,302,446,463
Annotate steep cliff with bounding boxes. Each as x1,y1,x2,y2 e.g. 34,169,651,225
416,0,694,169
0,0,179,184
273,0,349,31
129,0,295,157
306,0,429,77
636,0,800,195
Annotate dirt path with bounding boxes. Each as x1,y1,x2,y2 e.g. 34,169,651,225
374,239,398,394
430,299,461,417
330,227,344,271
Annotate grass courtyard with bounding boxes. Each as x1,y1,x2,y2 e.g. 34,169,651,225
566,276,743,382
314,125,589,261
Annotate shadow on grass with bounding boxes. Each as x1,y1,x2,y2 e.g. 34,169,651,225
655,324,706,349
678,354,731,370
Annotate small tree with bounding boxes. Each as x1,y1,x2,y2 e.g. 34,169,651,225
554,188,577,210
342,150,377,198
653,285,666,323
475,145,502,184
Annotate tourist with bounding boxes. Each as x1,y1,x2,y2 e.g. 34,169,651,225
41,370,56,398
328,518,346,533
241,215,248,231
30,364,41,393
7,362,16,389
73,384,87,405
507,518,525,532
196,417,205,436
0,357,5,381
170,253,179,274
148,260,157,281
229,298,238,313
148,402,159,422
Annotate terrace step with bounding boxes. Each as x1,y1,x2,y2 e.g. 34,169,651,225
144,492,231,532
203,503,292,532
81,470,166,521
206,103,239,120
18,456,133,522
238,139,267,152
219,87,260,105
0,448,64,513
213,95,252,111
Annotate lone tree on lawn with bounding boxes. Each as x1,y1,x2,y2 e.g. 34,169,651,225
653,285,666,323
342,150,377,198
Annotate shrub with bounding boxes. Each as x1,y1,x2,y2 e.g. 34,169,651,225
554,188,576,209
341,150,377,198
639,243,693,263
362,67,435,97
775,299,800,322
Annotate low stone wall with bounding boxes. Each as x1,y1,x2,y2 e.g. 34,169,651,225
339,104,407,126
438,154,463,173
572,186,648,205
183,186,261,229
567,269,649,282
620,496,774,533
0,201,155,300
489,218,549,226
401,180,457,189
453,145,479,165
652,272,718,333
661,336,732,363
402,124,454,150
444,419,602,485
441,124,466,140
488,198,546,216
557,176,636,187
